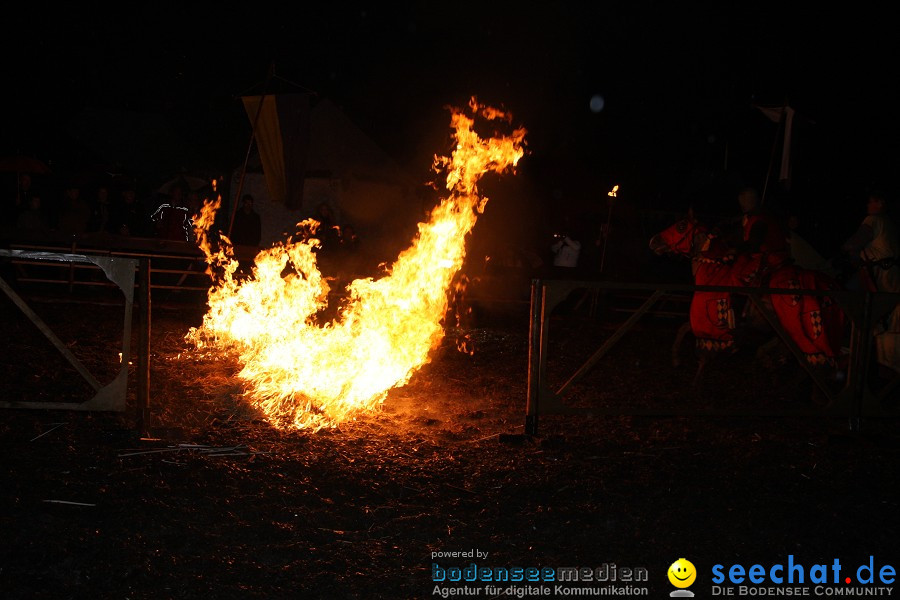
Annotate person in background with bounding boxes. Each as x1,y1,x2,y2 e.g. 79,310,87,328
336,222,363,279
550,230,581,271
56,181,91,235
547,217,586,313
840,190,900,377
313,201,341,253
15,194,48,233
229,193,262,247
339,223,359,253
108,187,150,237
8,172,36,223
87,184,112,233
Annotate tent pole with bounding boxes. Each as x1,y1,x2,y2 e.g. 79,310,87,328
227,63,274,238
760,98,789,206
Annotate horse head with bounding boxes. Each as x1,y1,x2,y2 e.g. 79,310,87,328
649,211,708,257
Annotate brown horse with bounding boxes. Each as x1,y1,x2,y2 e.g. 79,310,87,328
649,213,846,384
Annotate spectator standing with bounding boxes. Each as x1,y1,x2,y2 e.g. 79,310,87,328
8,172,37,222
87,184,112,233
56,182,91,235
550,231,581,270
547,217,586,313
15,194,48,233
339,223,359,254
313,201,340,252
840,191,900,376
335,222,363,280
229,193,262,247
108,187,150,237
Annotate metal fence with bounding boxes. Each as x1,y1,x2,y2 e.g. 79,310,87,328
0,249,138,413
525,279,900,435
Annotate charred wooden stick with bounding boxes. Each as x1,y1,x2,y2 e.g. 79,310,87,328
42,500,96,507
30,423,67,442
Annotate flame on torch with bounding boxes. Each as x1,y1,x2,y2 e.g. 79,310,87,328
186,97,526,430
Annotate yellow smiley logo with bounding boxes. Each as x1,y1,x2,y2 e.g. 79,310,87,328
668,558,697,588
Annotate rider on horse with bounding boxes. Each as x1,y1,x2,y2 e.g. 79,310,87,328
729,187,791,287
650,205,845,370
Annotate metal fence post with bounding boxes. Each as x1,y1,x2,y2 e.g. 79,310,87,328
526,279,545,436
851,291,874,431
136,258,151,436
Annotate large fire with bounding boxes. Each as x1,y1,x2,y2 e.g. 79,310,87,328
186,97,526,430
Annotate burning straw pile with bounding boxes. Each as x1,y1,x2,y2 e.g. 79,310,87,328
186,98,526,431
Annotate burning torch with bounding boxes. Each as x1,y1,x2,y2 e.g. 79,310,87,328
599,184,618,274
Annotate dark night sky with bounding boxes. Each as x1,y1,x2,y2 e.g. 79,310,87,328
4,3,898,236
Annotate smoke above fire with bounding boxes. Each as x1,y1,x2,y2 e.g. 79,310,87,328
186,97,526,430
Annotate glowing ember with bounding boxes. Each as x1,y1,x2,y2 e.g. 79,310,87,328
186,97,526,430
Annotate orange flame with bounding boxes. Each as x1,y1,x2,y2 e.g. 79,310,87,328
192,194,235,278
186,98,526,430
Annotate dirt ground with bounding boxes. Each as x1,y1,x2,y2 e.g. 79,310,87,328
1,285,899,600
